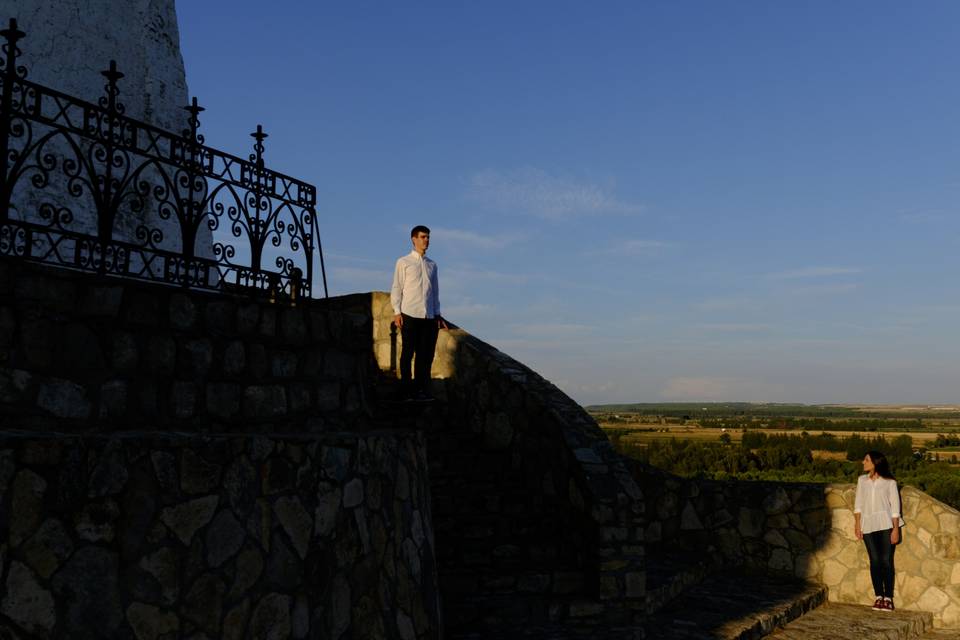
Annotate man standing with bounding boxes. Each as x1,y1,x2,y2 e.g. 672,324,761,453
391,225,447,400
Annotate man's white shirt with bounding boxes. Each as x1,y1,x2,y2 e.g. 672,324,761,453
391,251,440,318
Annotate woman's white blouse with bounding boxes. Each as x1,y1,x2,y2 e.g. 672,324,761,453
854,474,903,534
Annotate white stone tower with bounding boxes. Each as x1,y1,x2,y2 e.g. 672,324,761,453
4,0,189,132
1,0,219,274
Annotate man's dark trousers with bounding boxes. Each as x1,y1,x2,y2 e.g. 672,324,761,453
399,314,439,395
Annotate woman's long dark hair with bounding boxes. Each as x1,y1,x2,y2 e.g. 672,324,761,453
867,450,895,479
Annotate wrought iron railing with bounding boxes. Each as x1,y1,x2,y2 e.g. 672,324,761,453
0,18,327,300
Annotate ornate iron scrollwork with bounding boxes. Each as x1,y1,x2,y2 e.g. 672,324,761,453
0,18,327,301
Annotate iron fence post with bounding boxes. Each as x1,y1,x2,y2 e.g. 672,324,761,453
0,18,25,220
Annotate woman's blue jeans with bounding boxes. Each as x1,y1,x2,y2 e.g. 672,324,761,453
862,528,895,598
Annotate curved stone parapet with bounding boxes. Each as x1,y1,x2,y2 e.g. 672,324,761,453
368,292,646,611
820,485,960,628
632,459,960,629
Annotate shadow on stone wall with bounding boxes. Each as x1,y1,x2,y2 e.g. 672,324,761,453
0,430,440,639
349,291,650,629
628,460,960,629
0,261,443,639
0,260,373,433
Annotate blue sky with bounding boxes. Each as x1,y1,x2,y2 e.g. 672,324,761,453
177,1,960,405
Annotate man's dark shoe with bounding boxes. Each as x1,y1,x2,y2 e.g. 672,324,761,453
413,391,435,402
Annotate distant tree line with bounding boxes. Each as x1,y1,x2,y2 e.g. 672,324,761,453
699,416,925,432
617,431,960,511
932,434,960,448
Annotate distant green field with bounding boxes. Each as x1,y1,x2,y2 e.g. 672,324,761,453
586,402,960,420
594,406,960,510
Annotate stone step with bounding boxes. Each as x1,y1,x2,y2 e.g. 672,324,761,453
432,501,566,526
435,541,586,572
434,516,588,566
448,622,644,640
643,548,725,615
642,571,828,639
445,593,639,637
429,471,528,491
767,602,932,640
440,569,588,597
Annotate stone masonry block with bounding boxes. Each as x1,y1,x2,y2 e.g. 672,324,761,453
223,341,246,377
145,336,176,375
19,313,53,369
61,323,105,375
236,303,260,335
78,285,124,318
205,301,236,336
181,340,213,376
271,352,298,378
259,309,277,338
247,344,268,379
123,291,162,326
169,293,198,330
242,386,287,419
36,379,91,419
0,306,16,348
280,309,307,343
111,332,139,373
171,382,198,419
206,383,241,419
13,273,77,311
0,368,32,403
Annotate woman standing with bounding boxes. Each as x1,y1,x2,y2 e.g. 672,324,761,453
854,450,903,611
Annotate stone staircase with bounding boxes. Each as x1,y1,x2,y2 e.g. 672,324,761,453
371,374,614,636
640,552,952,640
425,410,600,636
371,375,954,638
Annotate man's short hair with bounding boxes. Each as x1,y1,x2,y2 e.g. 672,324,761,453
411,225,430,237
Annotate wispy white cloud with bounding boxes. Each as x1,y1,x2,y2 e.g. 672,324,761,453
444,266,531,287
767,266,863,280
507,322,592,337
431,226,521,250
467,167,642,219
585,238,671,257
695,323,773,333
789,283,858,296
660,376,788,402
325,252,386,267
897,208,955,223
694,296,762,312
443,302,496,318
329,266,389,294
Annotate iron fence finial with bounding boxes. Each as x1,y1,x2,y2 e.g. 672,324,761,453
1,18,25,75
99,60,125,114
1,18,24,45
183,96,205,143
250,124,268,167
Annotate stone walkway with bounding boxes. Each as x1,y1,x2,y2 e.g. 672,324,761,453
642,571,827,639
767,602,945,640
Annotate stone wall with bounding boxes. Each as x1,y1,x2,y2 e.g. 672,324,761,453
0,260,373,433
0,260,442,639
364,292,647,619
0,429,439,639
633,461,960,628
